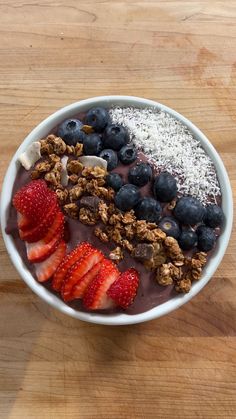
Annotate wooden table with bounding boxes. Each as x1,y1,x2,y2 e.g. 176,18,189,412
0,1,236,418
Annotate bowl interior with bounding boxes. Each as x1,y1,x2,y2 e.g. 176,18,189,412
0,96,233,325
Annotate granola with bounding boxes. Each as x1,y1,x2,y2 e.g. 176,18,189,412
69,185,84,202
63,203,79,219
94,227,109,243
109,246,124,262
175,277,192,293
79,207,98,226
67,160,83,175
98,201,109,224
69,174,79,184
56,188,69,204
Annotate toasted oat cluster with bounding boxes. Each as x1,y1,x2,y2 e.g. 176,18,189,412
28,133,208,294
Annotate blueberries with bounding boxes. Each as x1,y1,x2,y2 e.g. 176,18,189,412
135,197,162,223
153,172,177,202
85,107,110,132
178,230,198,250
204,204,224,228
114,184,141,211
83,133,103,156
99,149,118,171
158,216,180,239
118,145,137,165
57,118,85,145
128,163,152,187
174,196,205,226
106,173,123,191
197,225,216,252
103,124,129,151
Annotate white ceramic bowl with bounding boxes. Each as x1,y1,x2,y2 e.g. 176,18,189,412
1,96,233,325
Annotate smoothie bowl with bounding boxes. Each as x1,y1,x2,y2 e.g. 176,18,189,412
0,96,233,325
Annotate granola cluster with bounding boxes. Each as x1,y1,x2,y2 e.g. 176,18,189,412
31,135,84,189
30,133,208,294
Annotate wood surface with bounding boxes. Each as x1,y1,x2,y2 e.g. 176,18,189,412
0,1,236,418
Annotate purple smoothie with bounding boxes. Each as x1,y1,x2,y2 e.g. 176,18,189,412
5,110,221,315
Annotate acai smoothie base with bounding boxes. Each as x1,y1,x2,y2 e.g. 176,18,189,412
6,105,224,315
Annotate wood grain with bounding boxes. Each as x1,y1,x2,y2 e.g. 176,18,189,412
0,1,236,418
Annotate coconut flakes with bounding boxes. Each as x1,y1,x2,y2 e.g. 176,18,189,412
109,107,221,205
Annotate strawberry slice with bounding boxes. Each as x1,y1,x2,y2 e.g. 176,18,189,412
13,180,49,221
17,212,34,231
19,196,58,243
61,247,104,302
83,259,120,310
70,261,104,300
41,210,64,244
52,242,93,292
26,211,64,262
35,240,66,282
107,268,139,309
26,231,62,263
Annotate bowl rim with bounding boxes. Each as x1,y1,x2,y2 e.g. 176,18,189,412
0,95,233,325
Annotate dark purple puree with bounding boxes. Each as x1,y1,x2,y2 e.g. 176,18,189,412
5,113,221,315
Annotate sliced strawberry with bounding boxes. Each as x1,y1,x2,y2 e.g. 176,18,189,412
41,210,64,244
26,211,64,262
52,242,93,292
35,240,66,282
107,268,139,309
17,212,34,231
26,230,62,263
70,260,104,300
19,197,58,243
83,259,120,310
13,180,49,221
61,247,104,302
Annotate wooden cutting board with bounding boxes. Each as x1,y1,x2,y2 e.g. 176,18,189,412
0,1,236,418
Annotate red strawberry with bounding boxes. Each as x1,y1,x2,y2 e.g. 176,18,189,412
19,196,58,242
17,212,34,231
25,210,64,261
52,242,93,292
62,247,104,302
107,268,139,309
40,210,64,244
83,259,120,310
70,261,104,300
26,227,63,263
35,240,66,282
13,180,49,221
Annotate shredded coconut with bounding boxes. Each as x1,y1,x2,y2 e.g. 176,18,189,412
109,107,221,205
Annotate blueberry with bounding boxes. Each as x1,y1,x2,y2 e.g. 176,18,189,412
118,145,137,165
153,172,177,202
103,124,129,151
197,225,216,252
85,107,109,132
204,204,224,228
174,196,205,226
178,230,198,250
57,118,85,145
128,163,152,187
114,184,141,211
83,133,103,156
99,149,118,171
135,197,162,223
106,173,123,191
158,216,180,239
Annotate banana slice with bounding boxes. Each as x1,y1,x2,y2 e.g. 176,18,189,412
79,155,107,170
18,142,41,170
